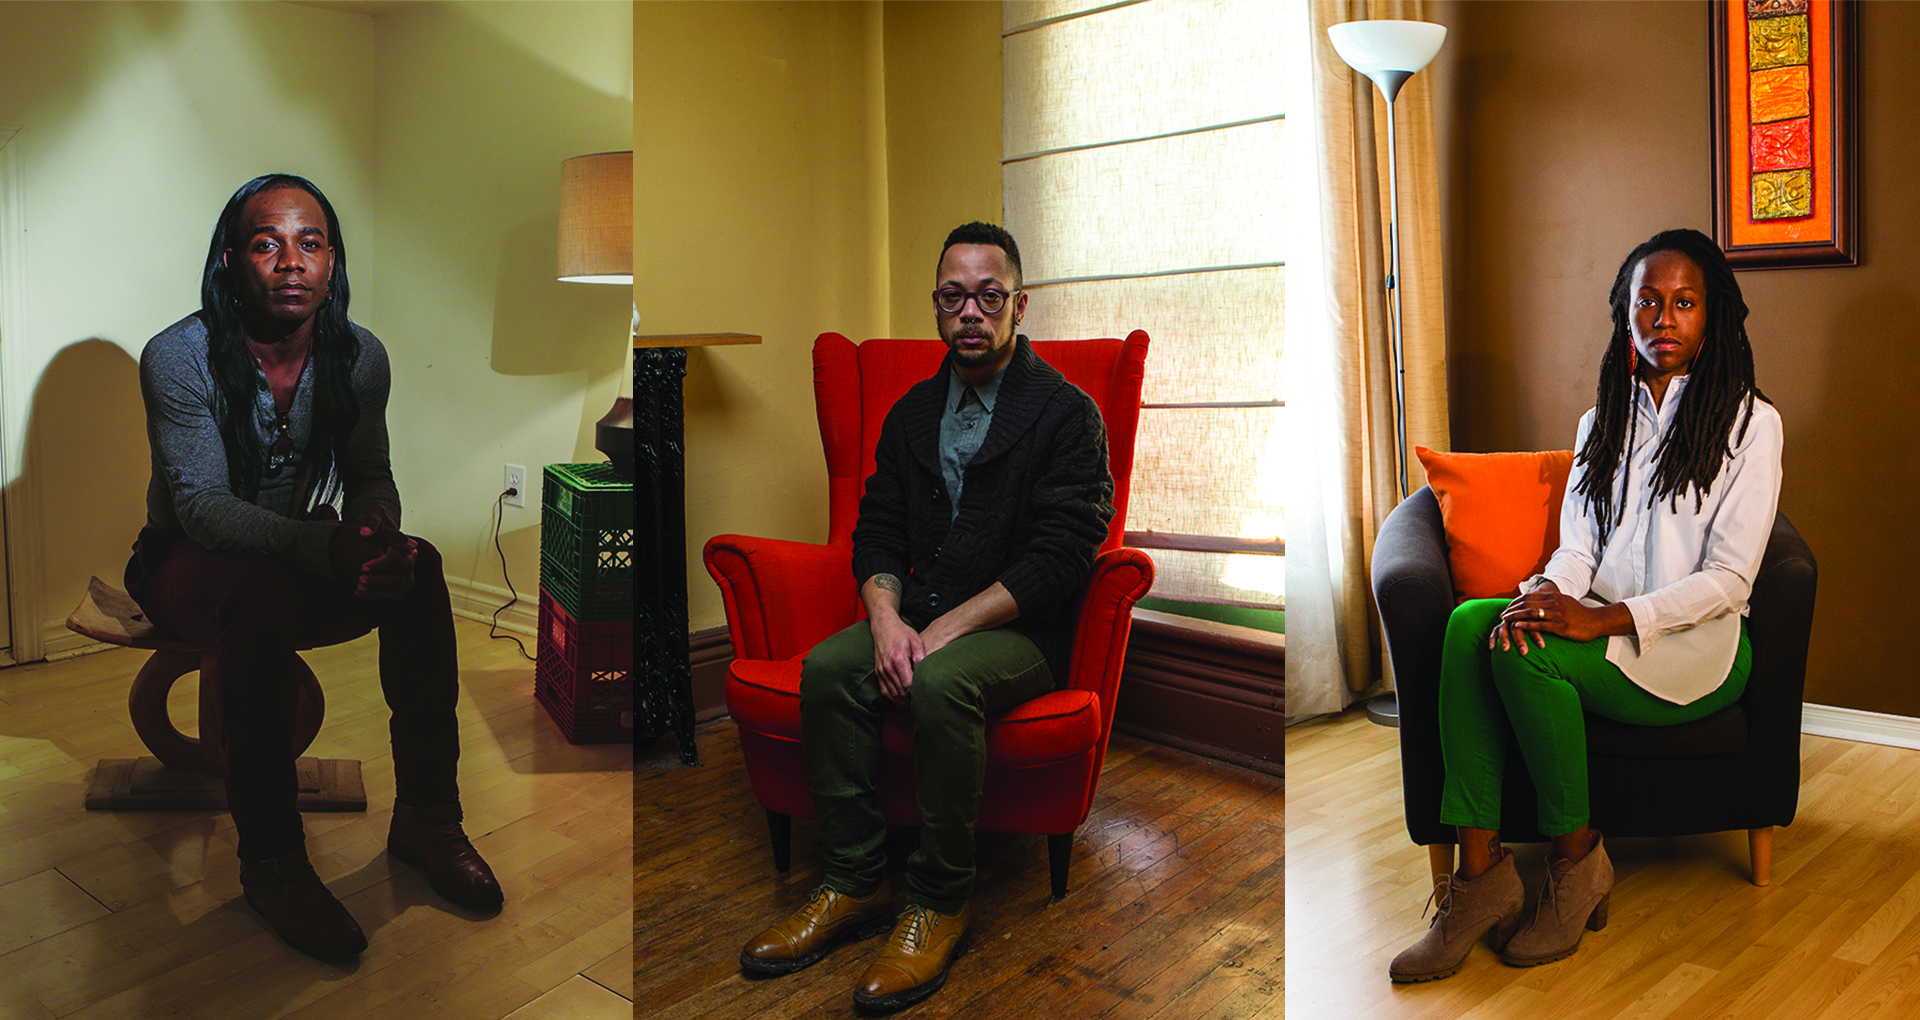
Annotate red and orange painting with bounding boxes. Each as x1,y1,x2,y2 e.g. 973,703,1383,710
1712,0,1855,268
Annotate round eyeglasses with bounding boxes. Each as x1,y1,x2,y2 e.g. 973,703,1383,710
932,286,1016,315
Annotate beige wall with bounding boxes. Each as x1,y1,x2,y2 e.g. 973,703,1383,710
367,1,633,623
1434,1,1920,715
0,2,376,658
651,1,1003,633
0,1,630,656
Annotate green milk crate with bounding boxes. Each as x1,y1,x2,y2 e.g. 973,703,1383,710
539,463,633,622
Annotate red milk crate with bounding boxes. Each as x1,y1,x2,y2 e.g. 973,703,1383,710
534,587,633,744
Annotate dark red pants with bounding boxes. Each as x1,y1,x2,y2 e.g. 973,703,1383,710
126,527,461,862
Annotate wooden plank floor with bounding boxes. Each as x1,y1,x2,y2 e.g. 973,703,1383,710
1289,706,1920,1020
0,618,632,1020
636,719,1282,1019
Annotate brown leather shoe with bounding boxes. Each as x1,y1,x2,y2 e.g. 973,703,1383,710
853,902,971,1011
240,849,369,961
387,802,505,908
740,883,897,975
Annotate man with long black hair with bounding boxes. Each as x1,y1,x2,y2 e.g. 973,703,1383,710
127,174,502,961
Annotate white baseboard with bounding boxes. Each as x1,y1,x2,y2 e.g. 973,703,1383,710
446,575,539,638
1802,703,1920,751
42,621,112,662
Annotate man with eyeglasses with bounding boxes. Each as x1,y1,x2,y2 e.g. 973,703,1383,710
740,222,1115,1010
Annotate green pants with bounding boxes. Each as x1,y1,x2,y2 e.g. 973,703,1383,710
1437,599,1752,837
800,620,1053,914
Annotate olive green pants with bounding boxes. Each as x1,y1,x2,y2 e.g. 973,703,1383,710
800,620,1053,914
1437,598,1752,837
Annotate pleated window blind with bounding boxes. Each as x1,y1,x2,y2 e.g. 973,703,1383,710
1002,0,1284,609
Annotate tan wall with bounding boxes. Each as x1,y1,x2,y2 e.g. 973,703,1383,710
656,1,1002,633
1435,1,1920,715
882,1,1005,338
0,1,630,656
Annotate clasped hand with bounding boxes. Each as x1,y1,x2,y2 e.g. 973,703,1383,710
1490,581,1613,654
869,614,961,707
327,506,416,600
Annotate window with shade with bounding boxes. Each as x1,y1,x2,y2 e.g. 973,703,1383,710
1002,0,1284,621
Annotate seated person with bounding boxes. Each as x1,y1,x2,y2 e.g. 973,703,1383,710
1390,228,1781,982
127,173,502,961
738,222,1115,1010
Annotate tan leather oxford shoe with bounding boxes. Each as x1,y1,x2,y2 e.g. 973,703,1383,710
853,902,972,1011
739,884,896,975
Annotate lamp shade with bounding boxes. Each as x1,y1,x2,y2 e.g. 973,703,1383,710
557,150,632,284
1326,20,1446,76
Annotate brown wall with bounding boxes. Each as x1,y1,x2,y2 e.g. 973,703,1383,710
1435,1,1920,716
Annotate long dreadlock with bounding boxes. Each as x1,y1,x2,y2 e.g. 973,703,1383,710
1573,228,1770,545
198,174,361,512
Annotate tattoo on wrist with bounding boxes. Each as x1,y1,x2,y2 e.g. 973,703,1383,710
873,573,903,596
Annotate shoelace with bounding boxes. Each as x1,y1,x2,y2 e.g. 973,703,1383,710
889,905,932,952
1420,875,1455,927
797,887,840,927
1538,859,1574,915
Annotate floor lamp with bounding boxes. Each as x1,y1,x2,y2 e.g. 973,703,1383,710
1327,18,1445,727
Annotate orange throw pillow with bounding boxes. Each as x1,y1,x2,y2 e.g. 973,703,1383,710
1414,446,1577,601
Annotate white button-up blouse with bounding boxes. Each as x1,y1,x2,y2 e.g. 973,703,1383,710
1527,375,1784,705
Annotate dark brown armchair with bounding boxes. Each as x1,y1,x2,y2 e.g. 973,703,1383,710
1372,487,1818,886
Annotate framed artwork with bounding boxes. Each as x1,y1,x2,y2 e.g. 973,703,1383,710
1710,0,1857,269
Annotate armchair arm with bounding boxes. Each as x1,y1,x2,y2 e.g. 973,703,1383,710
1741,511,1818,826
1065,547,1154,732
703,535,860,662
1370,487,1458,846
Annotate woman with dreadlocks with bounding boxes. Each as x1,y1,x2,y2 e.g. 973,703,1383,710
1390,228,1782,983
126,174,503,962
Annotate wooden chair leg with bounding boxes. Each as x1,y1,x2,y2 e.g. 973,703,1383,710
765,810,791,872
1749,826,1773,886
1048,833,1072,900
1428,843,1455,884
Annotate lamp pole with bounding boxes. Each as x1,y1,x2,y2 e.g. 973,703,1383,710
1327,19,1446,726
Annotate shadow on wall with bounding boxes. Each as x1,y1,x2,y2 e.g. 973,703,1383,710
16,339,151,650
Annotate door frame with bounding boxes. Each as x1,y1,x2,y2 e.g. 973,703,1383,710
0,125,34,662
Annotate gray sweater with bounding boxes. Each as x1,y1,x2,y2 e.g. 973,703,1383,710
140,313,401,578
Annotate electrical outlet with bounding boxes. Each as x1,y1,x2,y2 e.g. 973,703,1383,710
503,464,527,508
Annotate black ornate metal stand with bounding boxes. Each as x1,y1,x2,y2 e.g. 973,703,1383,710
637,346,697,764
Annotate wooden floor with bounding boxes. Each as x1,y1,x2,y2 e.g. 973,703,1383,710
635,719,1282,1019
0,618,632,1020
1289,706,1920,1020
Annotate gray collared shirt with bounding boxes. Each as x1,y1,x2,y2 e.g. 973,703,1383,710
937,365,1005,521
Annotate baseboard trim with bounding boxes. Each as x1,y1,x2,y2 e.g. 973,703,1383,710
1802,703,1920,751
1116,609,1283,773
41,621,100,662
447,576,539,637
690,627,731,722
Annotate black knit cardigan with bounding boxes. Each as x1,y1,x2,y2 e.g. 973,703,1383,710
850,337,1115,683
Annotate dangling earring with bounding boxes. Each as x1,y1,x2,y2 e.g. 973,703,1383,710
1627,345,1637,376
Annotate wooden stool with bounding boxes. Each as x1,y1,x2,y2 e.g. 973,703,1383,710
68,576,367,811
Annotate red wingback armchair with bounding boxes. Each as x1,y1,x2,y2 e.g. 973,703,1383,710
703,331,1153,898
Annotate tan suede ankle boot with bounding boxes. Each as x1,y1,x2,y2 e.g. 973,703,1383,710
1389,849,1525,982
1503,832,1613,967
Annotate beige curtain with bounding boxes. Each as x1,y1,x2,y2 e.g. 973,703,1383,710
1285,0,1449,720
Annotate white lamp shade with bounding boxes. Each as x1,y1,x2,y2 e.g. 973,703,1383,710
1326,20,1446,76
